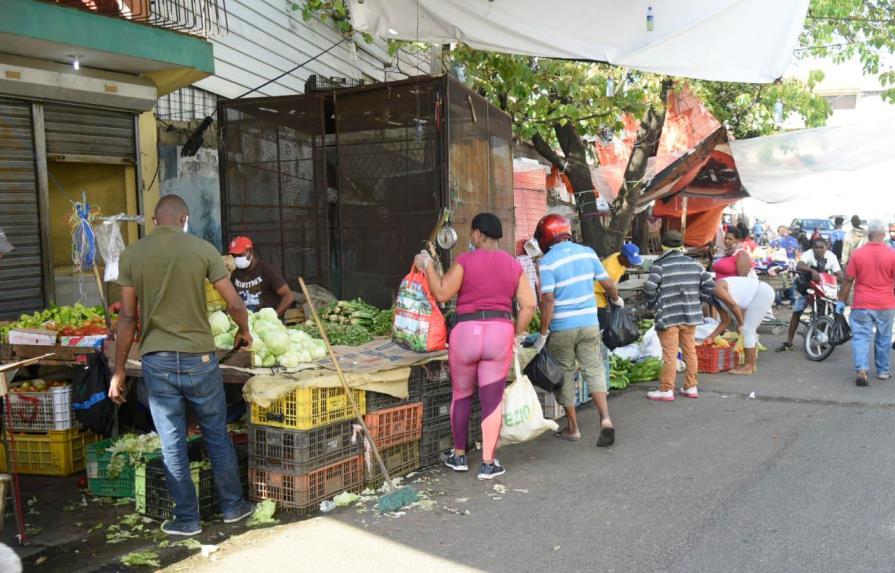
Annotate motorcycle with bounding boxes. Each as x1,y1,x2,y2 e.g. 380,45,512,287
800,272,839,361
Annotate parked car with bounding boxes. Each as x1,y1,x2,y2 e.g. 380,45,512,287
790,218,835,248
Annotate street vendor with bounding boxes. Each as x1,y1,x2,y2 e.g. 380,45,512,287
227,236,294,317
595,242,642,326
0,226,15,258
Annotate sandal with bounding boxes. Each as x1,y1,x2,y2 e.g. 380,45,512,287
596,427,615,447
554,431,581,442
728,367,756,376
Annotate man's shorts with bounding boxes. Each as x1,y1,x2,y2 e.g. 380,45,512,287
546,326,607,406
793,292,809,313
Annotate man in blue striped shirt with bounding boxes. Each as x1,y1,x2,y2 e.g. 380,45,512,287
534,215,622,447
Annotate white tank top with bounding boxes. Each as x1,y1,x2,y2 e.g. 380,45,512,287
722,276,760,309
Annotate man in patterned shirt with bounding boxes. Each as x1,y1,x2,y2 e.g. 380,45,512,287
644,231,716,401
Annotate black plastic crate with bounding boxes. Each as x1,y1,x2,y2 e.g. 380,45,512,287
419,421,453,468
417,362,451,397
364,441,420,488
422,386,453,424
136,446,249,522
366,376,424,412
248,421,360,476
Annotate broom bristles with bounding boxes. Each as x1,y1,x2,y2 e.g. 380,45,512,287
378,486,418,513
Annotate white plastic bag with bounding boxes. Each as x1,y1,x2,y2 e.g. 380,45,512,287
611,343,642,361
498,348,559,447
640,327,662,359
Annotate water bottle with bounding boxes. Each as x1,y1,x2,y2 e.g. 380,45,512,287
646,6,654,31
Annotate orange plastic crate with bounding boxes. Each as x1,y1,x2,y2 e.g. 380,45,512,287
248,455,363,514
696,345,737,373
363,402,422,449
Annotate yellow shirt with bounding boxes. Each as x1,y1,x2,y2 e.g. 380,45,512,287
595,253,626,308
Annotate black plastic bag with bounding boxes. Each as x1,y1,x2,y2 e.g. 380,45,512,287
830,312,852,346
602,306,641,350
71,353,116,438
523,347,565,393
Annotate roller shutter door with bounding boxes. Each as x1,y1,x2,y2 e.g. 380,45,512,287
44,104,136,159
0,98,44,318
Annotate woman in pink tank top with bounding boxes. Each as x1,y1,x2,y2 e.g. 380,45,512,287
713,228,753,280
413,213,536,480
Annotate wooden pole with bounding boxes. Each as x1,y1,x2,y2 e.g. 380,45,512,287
680,196,689,242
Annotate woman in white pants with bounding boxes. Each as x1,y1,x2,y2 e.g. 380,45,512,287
707,276,777,375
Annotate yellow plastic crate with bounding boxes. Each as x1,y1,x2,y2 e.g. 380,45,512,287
251,387,365,431
0,428,99,476
205,279,227,312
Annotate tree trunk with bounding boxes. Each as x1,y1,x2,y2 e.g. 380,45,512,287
531,97,667,258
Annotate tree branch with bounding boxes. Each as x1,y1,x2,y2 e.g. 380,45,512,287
531,132,565,169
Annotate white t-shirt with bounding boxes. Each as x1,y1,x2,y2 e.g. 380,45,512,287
721,276,761,310
799,250,841,274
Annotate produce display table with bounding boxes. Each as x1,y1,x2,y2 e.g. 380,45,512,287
102,340,254,385
1,343,100,367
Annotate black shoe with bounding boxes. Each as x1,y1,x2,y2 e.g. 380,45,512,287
856,371,869,387
477,460,506,480
597,427,615,448
442,450,468,472
775,342,794,353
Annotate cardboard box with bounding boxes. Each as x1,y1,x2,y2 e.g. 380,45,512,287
59,335,107,348
8,329,58,346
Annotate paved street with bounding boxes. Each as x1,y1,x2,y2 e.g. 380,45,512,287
164,330,895,573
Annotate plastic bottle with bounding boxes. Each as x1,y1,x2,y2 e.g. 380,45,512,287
646,6,654,31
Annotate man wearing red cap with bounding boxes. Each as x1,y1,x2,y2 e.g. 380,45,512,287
228,236,294,316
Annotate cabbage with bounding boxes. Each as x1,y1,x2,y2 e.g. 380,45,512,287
251,339,267,356
297,350,312,364
208,311,230,336
276,352,302,368
214,333,234,349
253,353,265,368
308,341,327,360
228,325,238,338
262,329,290,356
257,307,279,324
254,321,273,337
262,354,277,368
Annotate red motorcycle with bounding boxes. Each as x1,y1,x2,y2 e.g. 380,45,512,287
801,272,839,361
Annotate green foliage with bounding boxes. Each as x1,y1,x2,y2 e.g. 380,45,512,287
803,0,895,102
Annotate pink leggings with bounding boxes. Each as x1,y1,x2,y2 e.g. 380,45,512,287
448,320,514,462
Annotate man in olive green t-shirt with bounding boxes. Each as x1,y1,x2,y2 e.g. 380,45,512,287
109,194,255,536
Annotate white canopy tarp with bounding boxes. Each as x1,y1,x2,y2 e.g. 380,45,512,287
350,0,809,83
730,118,895,207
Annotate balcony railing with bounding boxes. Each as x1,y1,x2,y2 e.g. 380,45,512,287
47,0,228,38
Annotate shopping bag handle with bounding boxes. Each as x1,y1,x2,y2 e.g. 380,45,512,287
513,344,524,382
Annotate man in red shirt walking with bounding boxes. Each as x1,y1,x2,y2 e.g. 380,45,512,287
837,220,895,386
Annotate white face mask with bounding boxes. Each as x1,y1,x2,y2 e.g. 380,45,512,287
182,216,189,234
234,255,251,269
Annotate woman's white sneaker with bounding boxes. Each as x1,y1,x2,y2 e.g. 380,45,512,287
679,387,699,398
646,390,675,401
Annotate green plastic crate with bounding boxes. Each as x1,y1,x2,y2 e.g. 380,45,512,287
86,438,163,498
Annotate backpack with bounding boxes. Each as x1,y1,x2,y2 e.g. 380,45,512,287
70,353,117,437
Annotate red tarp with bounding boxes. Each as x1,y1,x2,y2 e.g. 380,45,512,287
513,167,548,255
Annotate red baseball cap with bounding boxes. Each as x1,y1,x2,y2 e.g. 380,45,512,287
228,236,253,255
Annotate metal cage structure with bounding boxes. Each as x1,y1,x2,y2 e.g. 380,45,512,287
218,75,514,308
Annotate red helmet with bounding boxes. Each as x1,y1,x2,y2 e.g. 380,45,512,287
534,214,572,251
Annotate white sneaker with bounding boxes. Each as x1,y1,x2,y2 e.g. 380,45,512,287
646,390,675,402
679,387,699,399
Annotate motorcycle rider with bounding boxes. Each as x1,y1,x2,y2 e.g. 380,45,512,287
776,238,842,352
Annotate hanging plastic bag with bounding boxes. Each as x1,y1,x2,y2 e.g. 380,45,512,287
522,345,564,393
830,312,852,346
392,266,447,352
499,348,559,447
95,217,127,282
602,306,640,350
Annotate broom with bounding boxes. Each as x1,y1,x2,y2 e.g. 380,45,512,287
298,278,418,513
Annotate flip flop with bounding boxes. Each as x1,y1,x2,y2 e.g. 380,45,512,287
597,427,615,447
728,368,755,376
554,432,581,442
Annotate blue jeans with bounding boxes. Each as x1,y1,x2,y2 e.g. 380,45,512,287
849,309,895,374
142,352,246,526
